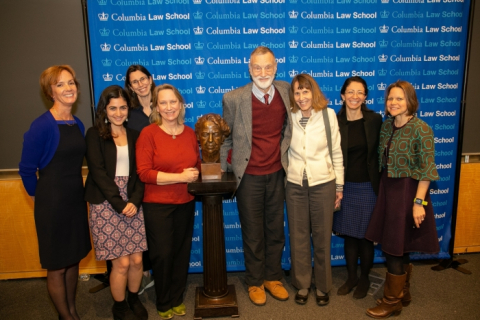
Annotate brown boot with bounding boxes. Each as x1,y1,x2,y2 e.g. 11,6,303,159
376,263,413,307
366,272,406,319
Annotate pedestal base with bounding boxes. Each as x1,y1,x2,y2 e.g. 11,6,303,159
194,285,239,320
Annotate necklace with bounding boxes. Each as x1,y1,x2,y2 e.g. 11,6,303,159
51,108,74,126
161,123,178,139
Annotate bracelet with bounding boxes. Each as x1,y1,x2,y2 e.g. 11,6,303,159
336,184,343,192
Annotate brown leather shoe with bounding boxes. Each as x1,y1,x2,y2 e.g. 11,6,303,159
248,285,266,306
264,280,289,301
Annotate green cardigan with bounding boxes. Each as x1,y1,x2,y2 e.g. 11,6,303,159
379,116,439,181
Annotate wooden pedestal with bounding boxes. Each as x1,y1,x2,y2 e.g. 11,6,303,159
188,172,239,319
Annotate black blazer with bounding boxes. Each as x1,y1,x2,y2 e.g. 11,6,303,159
84,126,144,213
337,110,382,195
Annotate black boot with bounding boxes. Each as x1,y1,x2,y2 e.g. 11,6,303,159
112,299,137,320
128,290,148,320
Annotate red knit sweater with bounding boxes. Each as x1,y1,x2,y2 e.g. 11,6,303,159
245,88,286,175
136,124,201,204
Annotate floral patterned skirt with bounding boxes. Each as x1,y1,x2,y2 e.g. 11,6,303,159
89,176,147,260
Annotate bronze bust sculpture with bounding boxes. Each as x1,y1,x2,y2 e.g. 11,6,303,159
195,113,231,180
195,113,231,164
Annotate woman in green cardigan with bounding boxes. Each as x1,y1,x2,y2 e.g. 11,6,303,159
365,80,440,319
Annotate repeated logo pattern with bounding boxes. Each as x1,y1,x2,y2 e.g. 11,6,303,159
87,0,471,268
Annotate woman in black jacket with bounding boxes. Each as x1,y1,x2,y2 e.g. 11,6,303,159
85,85,147,320
333,76,382,299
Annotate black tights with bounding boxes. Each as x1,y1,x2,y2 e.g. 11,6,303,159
46,263,81,320
344,236,374,281
385,253,410,275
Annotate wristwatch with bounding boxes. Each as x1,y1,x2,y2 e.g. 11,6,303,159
413,198,428,206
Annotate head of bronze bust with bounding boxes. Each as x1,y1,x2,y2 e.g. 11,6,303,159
195,113,230,163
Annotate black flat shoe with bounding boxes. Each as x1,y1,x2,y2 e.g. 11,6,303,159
295,291,309,305
337,278,359,295
316,292,329,306
353,276,370,299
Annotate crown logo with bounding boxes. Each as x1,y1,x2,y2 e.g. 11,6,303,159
196,86,206,94
378,68,387,76
378,54,388,62
377,97,385,104
99,28,110,36
289,0,298,3
197,100,206,108
193,11,203,19
97,0,107,4
289,55,298,63
289,11,299,19
379,39,388,48
289,40,298,49
100,43,111,52
379,25,389,33
193,0,202,4
194,56,205,65
103,73,113,81
195,71,205,79
377,83,387,90
193,26,204,35
98,12,109,21
381,0,389,3
101,58,112,67
289,70,299,78
289,26,298,34
194,42,204,50
380,10,389,18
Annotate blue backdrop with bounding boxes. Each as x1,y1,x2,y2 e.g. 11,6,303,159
87,0,470,272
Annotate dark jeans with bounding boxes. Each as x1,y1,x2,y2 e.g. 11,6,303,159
235,169,286,287
143,200,195,312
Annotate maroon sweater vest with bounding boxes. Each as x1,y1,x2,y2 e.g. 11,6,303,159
245,88,286,175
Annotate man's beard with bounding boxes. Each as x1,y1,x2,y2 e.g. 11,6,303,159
251,75,274,90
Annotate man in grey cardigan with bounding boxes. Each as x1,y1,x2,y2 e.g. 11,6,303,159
220,46,292,306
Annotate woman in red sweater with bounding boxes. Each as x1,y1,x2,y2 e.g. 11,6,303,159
136,84,200,319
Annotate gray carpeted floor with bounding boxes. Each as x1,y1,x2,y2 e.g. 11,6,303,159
1,253,479,320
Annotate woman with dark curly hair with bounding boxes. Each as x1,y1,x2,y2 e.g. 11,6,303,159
85,85,148,320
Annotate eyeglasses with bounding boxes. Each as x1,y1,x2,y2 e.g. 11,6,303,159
131,76,149,87
250,65,275,74
345,91,366,97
